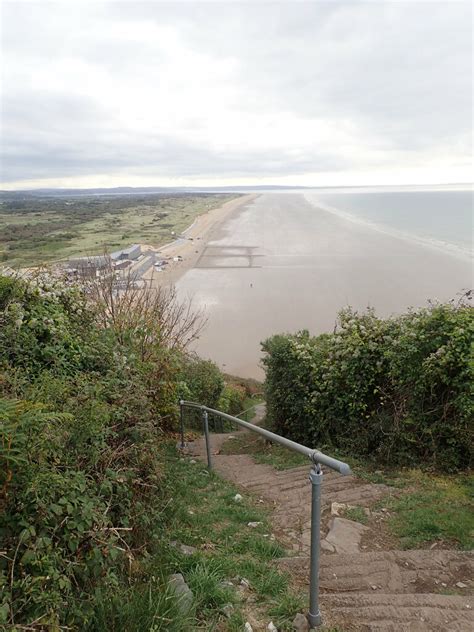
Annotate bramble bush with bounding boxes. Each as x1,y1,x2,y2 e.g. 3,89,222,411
0,272,225,629
178,354,224,408
218,383,247,416
262,298,473,471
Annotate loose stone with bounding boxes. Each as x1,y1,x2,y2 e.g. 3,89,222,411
292,612,310,631
169,573,193,615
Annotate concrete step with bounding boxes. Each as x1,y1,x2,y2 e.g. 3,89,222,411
322,592,474,631
279,550,474,595
186,432,474,630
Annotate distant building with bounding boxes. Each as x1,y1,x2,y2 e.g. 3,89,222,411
111,244,141,261
129,253,155,278
67,255,110,278
113,259,132,271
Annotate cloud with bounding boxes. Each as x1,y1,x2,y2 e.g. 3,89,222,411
1,0,472,188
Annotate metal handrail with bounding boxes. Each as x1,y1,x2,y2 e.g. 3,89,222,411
179,399,351,628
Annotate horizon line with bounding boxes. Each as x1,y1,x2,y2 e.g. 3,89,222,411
1,181,473,194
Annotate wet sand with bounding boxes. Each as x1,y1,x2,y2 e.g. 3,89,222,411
175,193,473,379
142,193,257,286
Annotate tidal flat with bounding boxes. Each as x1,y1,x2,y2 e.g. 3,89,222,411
176,192,473,379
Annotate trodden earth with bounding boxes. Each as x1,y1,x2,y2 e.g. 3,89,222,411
185,404,473,631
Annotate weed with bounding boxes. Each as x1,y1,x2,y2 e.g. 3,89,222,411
146,444,304,628
383,471,473,549
343,506,369,524
268,592,305,629
220,431,309,470
88,580,193,632
186,562,235,611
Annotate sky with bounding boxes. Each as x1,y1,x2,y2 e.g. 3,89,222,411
1,0,472,189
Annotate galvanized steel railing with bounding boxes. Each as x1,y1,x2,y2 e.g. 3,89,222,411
179,400,351,628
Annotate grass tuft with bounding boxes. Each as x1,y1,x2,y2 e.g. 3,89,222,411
220,431,309,470
384,474,473,549
343,506,369,525
148,443,303,629
88,580,193,632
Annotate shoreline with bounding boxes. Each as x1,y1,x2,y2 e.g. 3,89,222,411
304,194,472,263
142,193,258,287
174,192,472,380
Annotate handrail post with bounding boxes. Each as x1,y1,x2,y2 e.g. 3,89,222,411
202,409,212,469
308,463,323,628
179,400,185,449
179,400,351,628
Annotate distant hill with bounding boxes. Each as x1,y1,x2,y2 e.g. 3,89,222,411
0,184,309,200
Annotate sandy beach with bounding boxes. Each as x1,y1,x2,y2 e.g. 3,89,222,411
174,192,472,380
142,193,257,286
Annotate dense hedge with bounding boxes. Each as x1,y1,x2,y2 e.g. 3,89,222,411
262,301,473,471
0,273,225,628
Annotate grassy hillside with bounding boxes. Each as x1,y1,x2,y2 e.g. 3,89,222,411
0,193,237,266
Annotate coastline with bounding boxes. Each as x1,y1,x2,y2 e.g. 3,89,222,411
142,193,258,287
303,193,473,263
175,192,472,380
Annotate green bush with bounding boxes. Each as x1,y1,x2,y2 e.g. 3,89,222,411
0,274,107,376
262,301,473,471
218,383,247,415
0,272,214,628
178,354,224,408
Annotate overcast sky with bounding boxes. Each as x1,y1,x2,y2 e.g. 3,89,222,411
1,0,472,189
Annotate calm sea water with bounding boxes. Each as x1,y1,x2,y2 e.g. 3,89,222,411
305,186,473,259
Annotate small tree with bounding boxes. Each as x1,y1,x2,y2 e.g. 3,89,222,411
87,261,206,361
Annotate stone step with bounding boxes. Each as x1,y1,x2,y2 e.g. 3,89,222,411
272,486,390,520
243,470,312,490
327,483,390,506
244,465,341,487
244,477,370,506
278,550,474,595
186,432,473,631
269,475,358,495
322,592,474,631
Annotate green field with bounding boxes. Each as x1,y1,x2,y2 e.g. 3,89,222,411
0,192,238,267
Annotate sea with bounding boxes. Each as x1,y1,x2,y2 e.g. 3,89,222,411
176,187,473,378
304,185,473,261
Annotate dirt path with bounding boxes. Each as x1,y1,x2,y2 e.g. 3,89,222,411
187,422,473,631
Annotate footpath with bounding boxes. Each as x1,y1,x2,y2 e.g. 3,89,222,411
187,408,473,631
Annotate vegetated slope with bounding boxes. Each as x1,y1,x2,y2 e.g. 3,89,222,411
263,297,473,471
0,271,247,629
0,192,236,266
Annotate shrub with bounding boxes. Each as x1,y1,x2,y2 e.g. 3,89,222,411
0,271,214,628
218,383,247,416
178,354,224,408
0,274,107,376
0,399,126,627
262,300,473,471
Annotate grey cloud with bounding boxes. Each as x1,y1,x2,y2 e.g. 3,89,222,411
189,3,471,142
1,1,472,185
1,127,348,182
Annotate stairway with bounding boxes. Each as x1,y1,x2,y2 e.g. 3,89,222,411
186,431,473,631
